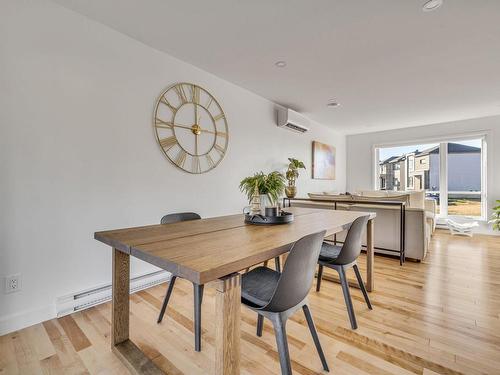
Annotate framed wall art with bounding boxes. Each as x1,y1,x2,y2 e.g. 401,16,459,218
312,141,336,180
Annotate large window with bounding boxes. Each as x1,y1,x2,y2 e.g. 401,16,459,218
375,137,486,219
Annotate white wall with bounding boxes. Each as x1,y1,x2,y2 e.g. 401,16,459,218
0,0,346,334
346,116,499,233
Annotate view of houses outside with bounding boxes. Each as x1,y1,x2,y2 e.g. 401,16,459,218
378,140,482,217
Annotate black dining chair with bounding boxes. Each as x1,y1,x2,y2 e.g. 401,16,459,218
241,231,330,375
316,215,372,330
157,212,204,352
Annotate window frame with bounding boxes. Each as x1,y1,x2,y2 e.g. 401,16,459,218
373,132,488,221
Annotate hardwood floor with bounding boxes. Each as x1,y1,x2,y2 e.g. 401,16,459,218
2,230,500,374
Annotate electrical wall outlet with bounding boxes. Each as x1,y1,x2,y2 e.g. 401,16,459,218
5,274,21,294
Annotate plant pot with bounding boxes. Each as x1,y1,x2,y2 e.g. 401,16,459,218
285,185,297,198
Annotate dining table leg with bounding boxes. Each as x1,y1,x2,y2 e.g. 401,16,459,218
366,218,374,292
112,248,130,347
111,248,162,374
214,273,241,375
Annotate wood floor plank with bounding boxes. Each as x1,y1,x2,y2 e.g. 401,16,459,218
336,350,395,375
151,354,184,375
11,329,45,374
57,315,91,352
24,324,56,361
0,332,19,374
42,320,90,374
39,354,65,375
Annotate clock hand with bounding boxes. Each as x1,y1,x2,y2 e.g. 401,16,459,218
194,103,198,125
199,128,217,134
172,123,193,130
200,128,228,139
195,133,198,155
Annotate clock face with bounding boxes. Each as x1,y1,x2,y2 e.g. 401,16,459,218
154,83,229,174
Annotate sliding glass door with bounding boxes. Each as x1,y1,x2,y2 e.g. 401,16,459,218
446,139,483,218
375,137,485,220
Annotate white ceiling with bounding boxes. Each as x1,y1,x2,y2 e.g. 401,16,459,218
53,0,500,134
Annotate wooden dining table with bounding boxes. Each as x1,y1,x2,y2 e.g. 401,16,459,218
94,207,376,375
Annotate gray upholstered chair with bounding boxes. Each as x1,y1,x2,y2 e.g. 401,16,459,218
241,231,330,375
157,212,204,352
316,215,372,330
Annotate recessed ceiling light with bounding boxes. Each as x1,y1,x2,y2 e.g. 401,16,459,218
423,0,443,12
327,100,340,107
275,61,287,68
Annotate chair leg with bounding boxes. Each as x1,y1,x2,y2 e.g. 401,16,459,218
157,276,177,323
302,305,329,372
316,265,324,292
193,283,204,352
275,256,281,273
271,314,292,375
338,267,358,330
353,264,372,310
263,260,269,268
256,314,264,337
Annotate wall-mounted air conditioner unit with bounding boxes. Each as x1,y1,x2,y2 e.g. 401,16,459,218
277,108,310,133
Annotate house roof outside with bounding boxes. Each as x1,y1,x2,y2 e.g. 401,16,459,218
379,142,480,166
379,152,415,165
416,143,481,156
379,156,399,165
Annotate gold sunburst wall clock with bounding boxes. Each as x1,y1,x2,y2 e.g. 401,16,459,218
153,82,229,174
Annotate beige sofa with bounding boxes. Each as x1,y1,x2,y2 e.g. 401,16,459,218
292,190,436,261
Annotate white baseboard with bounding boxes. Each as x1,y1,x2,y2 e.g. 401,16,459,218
0,270,171,336
0,304,55,336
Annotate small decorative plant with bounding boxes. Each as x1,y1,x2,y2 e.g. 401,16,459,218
239,171,286,207
285,158,306,198
285,158,306,184
489,200,500,231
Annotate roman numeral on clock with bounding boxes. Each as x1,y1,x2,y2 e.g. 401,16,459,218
213,113,225,122
191,85,200,104
205,97,213,110
192,156,201,173
159,97,177,112
155,118,174,129
174,85,188,104
175,149,187,168
216,132,228,139
214,143,225,155
159,136,177,150
205,154,215,169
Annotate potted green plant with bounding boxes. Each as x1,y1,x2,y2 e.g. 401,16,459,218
285,158,306,198
489,200,500,231
239,171,286,210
